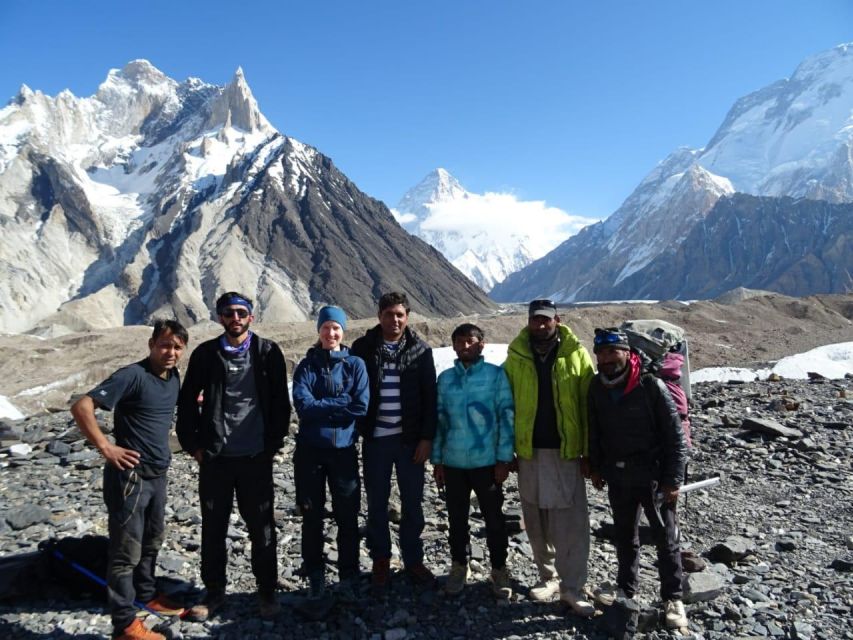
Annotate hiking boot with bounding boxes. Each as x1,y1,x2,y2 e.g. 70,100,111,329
258,590,280,620
370,558,391,594
184,588,225,622
528,578,559,601
135,593,184,618
561,588,595,617
308,571,326,600
405,562,436,587
490,566,512,599
336,575,360,604
444,561,469,595
664,599,688,628
116,619,165,640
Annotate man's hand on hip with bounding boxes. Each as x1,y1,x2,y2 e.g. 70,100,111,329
99,443,140,470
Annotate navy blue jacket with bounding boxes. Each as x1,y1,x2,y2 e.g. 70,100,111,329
292,346,369,448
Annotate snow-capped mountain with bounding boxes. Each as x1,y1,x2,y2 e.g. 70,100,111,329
492,43,853,303
395,168,591,291
0,61,493,334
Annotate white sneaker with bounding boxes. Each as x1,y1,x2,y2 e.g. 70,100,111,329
665,599,688,628
528,578,559,601
594,586,630,607
444,561,469,595
561,588,595,617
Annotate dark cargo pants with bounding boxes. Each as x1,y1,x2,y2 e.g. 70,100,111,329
198,454,278,594
608,481,683,601
103,464,167,634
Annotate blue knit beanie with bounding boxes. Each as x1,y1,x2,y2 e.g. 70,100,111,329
317,305,347,331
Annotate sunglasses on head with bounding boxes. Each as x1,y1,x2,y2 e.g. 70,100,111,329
220,308,250,319
593,327,623,346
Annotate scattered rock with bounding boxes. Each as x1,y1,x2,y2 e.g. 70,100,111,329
707,536,755,565
741,416,803,438
6,504,51,530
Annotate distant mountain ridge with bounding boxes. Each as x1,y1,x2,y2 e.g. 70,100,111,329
395,168,591,291
0,61,493,333
491,43,853,303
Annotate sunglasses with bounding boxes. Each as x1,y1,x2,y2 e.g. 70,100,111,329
593,327,624,346
220,308,250,319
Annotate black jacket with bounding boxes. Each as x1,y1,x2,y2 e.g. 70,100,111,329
350,325,437,443
176,335,291,459
588,372,686,488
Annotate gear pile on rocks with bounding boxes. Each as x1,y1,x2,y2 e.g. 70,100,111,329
0,375,851,639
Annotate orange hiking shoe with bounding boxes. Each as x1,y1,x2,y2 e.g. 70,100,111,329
116,618,165,640
136,593,185,617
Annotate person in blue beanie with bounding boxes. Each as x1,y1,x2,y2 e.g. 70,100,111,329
292,305,370,606
432,323,515,598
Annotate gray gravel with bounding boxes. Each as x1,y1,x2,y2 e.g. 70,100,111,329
1,375,852,639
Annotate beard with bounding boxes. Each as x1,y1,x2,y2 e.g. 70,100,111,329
225,323,249,338
598,361,627,377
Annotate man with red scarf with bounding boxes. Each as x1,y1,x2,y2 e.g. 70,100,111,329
587,328,688,630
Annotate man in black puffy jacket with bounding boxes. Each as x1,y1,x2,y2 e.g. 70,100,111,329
350,292,438,594
587,328,688,630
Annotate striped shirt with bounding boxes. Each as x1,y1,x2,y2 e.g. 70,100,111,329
374,341,403,437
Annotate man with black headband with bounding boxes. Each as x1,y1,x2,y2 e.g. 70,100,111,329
587,328,688,630
177,292,291,622
503,299,596,617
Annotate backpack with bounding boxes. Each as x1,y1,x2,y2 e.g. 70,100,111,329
621,320,692,448
38,535,110,600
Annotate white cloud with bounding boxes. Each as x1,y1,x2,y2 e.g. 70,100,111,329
390,208,416,224
418,191,597,257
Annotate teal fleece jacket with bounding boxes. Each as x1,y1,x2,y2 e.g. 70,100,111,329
432,357,515,469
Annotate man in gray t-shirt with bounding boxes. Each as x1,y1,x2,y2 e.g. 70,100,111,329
71,320,188,640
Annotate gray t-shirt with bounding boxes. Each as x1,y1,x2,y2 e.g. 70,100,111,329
87,359,179,469
219,349,265,456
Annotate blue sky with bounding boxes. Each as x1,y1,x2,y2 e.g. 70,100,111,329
1,1,851,219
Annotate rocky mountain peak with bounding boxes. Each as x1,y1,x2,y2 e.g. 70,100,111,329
0,62,492,333
491,42,853,304
205,66,270,133
396,167,467,222
11,84,34,105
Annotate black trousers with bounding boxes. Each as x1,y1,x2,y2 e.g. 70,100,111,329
444,465,508,569
293,443,361,578
608,481,683,600
103,465,167,633
199,454,278,593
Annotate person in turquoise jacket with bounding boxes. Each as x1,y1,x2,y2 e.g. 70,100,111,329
432,323,515,598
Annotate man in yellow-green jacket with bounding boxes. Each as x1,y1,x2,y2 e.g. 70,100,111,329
503,299,596,617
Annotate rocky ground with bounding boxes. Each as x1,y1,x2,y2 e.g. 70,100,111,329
0,373,851,639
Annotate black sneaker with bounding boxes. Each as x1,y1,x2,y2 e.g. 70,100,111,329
184,588,225,622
